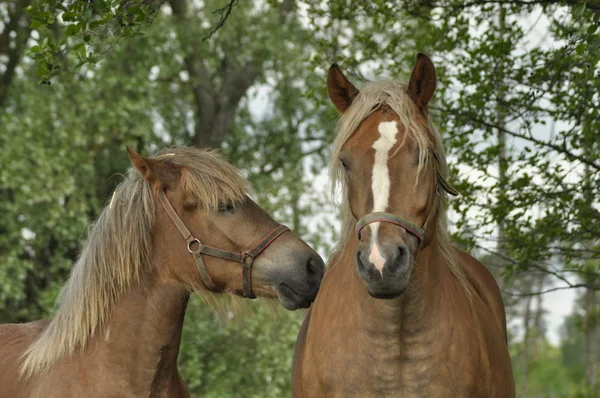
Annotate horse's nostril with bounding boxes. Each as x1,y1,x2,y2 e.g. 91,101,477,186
307,259,316,276
307,257,323,277
356,251,365,272
387,244,409,274
397,246,406,259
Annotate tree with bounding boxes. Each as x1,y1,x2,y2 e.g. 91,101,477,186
561,292,600,397
512,339,571,397
167,0,290,148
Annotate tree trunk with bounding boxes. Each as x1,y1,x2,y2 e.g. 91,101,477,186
584,270,598,394
532,274,545,361
0,0,32,108
168,0,276,149
580,59,598,395
495,5,508,291
519,279,533,397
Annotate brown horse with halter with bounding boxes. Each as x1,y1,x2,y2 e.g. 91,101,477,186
292,54,515,397
0,146,324,397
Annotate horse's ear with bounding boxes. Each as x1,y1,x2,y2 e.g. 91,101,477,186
126,146,178,190
327,63,359,114
408,53,437,109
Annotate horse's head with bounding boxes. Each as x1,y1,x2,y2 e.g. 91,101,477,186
127,147,324,310
328,54,456,299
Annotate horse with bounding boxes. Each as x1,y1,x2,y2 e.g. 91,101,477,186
292,54,515,397
0,146,325,397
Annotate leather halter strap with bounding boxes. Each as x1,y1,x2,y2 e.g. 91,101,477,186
157,190,289,298
355,196,439,245
356,212,425,243
355,150,456,247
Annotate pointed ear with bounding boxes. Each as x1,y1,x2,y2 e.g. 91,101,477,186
408,53,437,109
126,146,179,190
327,63,359,114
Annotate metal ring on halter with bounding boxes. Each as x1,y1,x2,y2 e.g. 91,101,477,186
241,252,252,265
187,239,201,253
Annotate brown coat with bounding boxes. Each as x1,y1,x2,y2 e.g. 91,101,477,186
292,239,515,397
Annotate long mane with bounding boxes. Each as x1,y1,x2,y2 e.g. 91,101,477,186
328,80,469,291
20,147,248,377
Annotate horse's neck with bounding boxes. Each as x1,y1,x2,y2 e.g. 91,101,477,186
327,239,448,389
84,272,189,395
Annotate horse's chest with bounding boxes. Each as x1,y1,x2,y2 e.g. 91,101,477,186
395,340,438,396
306,329,440,397
306,327,482,398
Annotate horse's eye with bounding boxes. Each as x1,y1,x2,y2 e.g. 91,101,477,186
217,201,235,214
340,158,350,171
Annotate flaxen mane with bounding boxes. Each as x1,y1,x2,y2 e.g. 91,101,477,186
21,147,248,377
328,80,468,290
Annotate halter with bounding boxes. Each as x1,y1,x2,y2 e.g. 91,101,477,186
158,190,289,298
355,150,458,247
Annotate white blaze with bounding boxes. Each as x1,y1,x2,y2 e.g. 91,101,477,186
368,121,398,274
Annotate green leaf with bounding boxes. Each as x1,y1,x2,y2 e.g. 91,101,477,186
29,19,43,29
62,11,77,22
65,24,80,37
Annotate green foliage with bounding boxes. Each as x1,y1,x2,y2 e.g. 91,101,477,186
3,0,600,396
0,51,155,320
179,299,303,397
26,0,164,82
512,341,572,397
560,293,600,397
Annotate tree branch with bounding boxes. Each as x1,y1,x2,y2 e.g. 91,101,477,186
503,284,596,296
434,107,600,172
203,0,238,41
401,0,600,15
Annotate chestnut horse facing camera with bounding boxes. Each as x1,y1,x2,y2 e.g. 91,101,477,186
292,54,515,397
0,146,324,397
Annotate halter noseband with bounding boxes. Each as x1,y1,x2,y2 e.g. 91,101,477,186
355,151,458,247
158,190,289,298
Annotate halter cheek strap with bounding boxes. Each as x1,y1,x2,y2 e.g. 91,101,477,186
157,190,289,298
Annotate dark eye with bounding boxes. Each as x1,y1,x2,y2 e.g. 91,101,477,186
340,158,350,171
217,201,235,214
